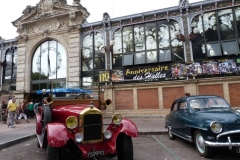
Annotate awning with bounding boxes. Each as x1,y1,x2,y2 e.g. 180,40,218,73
36,88,92,95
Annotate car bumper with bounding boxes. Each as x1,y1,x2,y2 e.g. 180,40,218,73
205,137,240,150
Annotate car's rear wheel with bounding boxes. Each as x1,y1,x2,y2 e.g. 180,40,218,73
168,127,175,140
194,130,212,158
47,144,60,160
116,134,133,160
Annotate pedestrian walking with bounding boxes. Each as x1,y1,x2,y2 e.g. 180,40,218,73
17,99,30,123
6,97,18,128
27,99,35,119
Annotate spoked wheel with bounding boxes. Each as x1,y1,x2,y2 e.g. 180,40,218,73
116,134,133,160
47,144,60,160
194,130,213,158
168,127,175,140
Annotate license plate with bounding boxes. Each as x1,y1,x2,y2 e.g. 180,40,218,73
236,147,240,153
87,150,104,157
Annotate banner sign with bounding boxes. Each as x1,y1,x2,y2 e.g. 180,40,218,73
98,58,240,83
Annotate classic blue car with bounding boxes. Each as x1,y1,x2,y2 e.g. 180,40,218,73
165,95,240,158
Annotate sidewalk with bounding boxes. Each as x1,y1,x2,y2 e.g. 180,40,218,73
0,117,167,149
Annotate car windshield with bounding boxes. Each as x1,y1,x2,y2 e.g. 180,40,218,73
189,97,230,111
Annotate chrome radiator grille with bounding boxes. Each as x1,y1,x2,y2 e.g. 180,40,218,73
83,114,102,141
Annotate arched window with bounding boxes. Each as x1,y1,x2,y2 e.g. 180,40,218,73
3,46,17,84
31,40,66,90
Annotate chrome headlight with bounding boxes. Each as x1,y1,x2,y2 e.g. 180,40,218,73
210,121,222,133
75,133,83,143
104,130,112,139
112,114,122,125
66,116,78,129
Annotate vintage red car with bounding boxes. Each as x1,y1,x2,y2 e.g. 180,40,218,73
35,91,138,160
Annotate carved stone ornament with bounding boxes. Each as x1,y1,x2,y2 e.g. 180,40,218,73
73,0,80,6
28,21,60,34
69,12,77,26
17,35,28,43
34,0,67,19
17,24,24,35
179,0,189,9
68,25,81,33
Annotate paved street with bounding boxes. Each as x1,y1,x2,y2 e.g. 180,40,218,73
1,134,239,160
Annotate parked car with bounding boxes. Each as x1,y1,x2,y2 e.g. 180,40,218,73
165,95,240,158
36,87,138,160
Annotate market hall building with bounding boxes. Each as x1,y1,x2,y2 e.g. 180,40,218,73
1,0,240,117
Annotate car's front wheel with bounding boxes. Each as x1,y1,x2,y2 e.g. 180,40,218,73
47,144,60,160
116,134,133,160
167,127,175,140
194,130,213,158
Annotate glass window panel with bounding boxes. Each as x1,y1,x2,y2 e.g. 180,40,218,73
134,24,145,52
5,69,12,79
192,44,206,59
5,52,13,69
113,30,122,54
134,52,145,64
94,58,105,70
32,84,39,91
123,54,133,66
123,26,133,53
145,22,156,50
40,48,49,76
13,49,18,66
172,21,181,32
49,40,56,48
222,41,239,55
146,51,157,63
40,83,48,90
32,46,40,73
158,21,170,49
235,8,240,37
94,33,105,57
82,77,93,86
206,43,222,57
203,12,218,42
172,47,184,62
82,35,93,58
49,49,57,78
57,43,66,79
218,9,235,40
12,68,17,79
82,59,93,71
113,55,122,68
159,49,171,62
191,15,204,44
41,41,48,50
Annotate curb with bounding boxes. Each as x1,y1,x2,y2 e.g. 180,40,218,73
0,134,36,150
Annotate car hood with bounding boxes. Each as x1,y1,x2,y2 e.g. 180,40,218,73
52,104,98,123
193,108,240,124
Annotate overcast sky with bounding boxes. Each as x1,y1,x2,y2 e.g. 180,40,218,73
0,0,202,39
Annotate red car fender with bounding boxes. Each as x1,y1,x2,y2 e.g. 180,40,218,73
46,123,71,148
36,107,43,134
106,118,138,145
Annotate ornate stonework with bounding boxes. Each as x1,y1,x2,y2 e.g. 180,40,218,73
17,35,28,44
34,0,67,19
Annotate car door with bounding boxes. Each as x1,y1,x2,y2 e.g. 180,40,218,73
168,101,179,133
173,100,190,138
